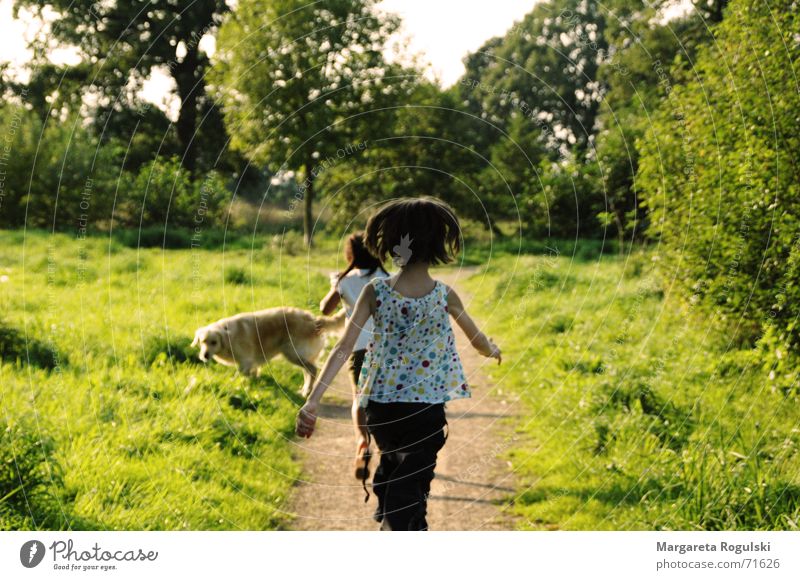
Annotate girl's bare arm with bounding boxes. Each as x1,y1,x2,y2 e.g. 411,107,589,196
296,284,375,437
319,285,341,315
446,286,502,364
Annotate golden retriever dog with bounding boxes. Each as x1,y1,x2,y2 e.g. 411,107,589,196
191,307,345,396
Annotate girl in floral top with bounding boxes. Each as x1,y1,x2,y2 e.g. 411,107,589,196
296,197,501,530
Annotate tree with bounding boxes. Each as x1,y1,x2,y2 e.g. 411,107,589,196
323,81,512,234
478,113,552,234
593,14,710,247
451,0,727,242
211,0,410,246
458,0,609,155
450,0,612,236
14,0,230,174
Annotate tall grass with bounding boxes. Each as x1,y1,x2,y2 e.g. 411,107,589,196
464,250,800,530
4,229,798,531
0,229,335,530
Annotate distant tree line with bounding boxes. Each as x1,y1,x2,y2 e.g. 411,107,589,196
0,0,728,242
209,0,739,245
1,0,798,302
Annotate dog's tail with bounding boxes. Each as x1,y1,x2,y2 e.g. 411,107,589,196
315,308,347,333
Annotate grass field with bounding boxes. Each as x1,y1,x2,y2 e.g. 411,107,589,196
463,246,800,530
2,229,799,530
0,229,337,530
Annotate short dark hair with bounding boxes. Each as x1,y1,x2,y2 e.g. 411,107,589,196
364,197,462,266
337,231,389,281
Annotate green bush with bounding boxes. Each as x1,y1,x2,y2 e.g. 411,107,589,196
116,156,228,230
637,0,800,378
0,108,122,230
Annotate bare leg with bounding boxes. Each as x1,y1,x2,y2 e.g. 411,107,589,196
348,355,371,480
351,397,369,445
345,352,367,445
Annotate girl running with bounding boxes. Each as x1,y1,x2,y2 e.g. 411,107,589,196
297,197,501,530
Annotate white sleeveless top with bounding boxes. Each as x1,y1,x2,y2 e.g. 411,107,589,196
336,268,390,351
357,277,470,407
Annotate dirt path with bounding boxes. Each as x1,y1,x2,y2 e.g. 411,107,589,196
287,269,519,530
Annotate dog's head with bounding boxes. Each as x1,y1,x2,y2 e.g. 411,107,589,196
191,326,225,362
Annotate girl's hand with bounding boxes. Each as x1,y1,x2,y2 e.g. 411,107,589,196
447,287,502,365
296,401,318,438
486,338,502,365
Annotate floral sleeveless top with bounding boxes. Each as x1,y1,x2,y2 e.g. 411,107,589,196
357,277,470,407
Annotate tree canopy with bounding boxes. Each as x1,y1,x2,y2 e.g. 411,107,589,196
14,0,230,174
211,0,415,245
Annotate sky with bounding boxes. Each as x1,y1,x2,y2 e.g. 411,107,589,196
0,0,697,119
0,0,537,106
378,0,538,86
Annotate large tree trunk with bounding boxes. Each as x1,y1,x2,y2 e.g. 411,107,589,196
304,159,315,247
173,46,202,175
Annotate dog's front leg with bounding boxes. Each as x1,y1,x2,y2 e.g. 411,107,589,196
300,363,318,398
298,364,317,398
238,360,256,376
282,351,318,397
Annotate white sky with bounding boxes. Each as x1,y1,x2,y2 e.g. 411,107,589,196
378,0,538,86
0,0,537,99
1,0,691,120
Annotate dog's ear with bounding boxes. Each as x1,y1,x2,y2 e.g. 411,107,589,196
190,328,202,347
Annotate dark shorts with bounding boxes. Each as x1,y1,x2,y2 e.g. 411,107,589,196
365,401,447,531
